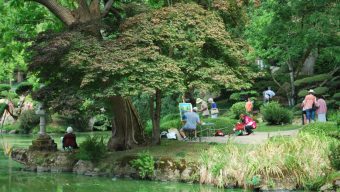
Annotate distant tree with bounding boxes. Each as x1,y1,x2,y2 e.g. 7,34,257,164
246,0,339,106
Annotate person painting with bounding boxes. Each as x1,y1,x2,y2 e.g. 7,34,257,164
62,127,78,150
208,98,219,118
245,98,253,114
239,114,257,135
316,95,327,122
179,107,201,140
196,98,210,118
301,90,317,124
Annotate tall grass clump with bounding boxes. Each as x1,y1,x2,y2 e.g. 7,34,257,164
260,102,293,125
76,136,107,163
199,133,336,190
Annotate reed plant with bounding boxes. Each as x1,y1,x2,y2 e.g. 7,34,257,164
199,133,337,190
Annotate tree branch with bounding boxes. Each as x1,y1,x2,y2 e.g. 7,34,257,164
29,0,76,26
102,0,114,17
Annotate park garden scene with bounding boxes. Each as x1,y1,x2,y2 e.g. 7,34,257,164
0,0,339,191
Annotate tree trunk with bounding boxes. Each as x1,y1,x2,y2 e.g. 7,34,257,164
301,49,318,75
150,89,162,145
287,61,295,106
107,96,145,151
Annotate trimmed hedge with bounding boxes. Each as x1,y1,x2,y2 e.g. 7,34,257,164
294,74,331,87
0,84,11,92
260,102,293,125
15,82,33,95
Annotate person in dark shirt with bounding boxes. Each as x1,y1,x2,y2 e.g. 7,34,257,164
62,127,78,150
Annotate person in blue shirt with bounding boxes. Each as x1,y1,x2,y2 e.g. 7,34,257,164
179,107,201,140
208,98,219,118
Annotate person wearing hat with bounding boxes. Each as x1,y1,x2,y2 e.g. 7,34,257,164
301,90,318,124
62,127,79,150
180,107,201,140
196,98,210,118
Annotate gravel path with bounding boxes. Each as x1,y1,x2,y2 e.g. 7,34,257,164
192,129,300,144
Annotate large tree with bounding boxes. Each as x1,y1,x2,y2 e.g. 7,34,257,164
29,2,256,146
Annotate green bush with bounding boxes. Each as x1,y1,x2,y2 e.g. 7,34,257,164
204,116,237,135
145,114,181,136
130,151,155,179
329,141,340,170
76,136,107,162
301,122,338,136
260,102,293,125
0,103,7,117
229,102,246,119
333,92,340,99
18,110,40,134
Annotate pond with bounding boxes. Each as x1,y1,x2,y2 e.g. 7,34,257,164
0,133,237,192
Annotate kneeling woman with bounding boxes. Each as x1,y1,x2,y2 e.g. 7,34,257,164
239,114,257,135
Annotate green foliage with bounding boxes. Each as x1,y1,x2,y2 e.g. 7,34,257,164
18,109,40,134
204,116,237,135
200,133,335,189
260,102,293,125
229,102,246,119
301,122,338,137
294,74,331,87
333,92,340,99
145,113,181,135
0,84,11,92
76,136,107,163
130,151,155,179
229,90,259,101
0,103,7,117
329,141,340,170
314,87,329,95
15,82,33,95
297,90,308,97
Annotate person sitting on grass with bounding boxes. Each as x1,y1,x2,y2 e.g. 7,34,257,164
239,114,257,135
179,107,201,141
62,127,79,150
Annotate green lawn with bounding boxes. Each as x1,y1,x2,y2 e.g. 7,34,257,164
256,122,301,132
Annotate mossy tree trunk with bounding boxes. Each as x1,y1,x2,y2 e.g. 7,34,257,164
108,96,145,151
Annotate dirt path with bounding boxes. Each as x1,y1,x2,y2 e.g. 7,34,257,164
193,129,300,144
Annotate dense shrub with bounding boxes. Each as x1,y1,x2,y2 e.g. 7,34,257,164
15,82,33,95
204,117,238,135
329,141,340,170
130,151,155,179
18,110,40,134
301,122,339,137
229,102,246,119
76,136,107,162
260,102,293,125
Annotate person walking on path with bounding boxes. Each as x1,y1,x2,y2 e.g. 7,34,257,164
196,98,210,118
245,98,253,114
316,96,327,122
263,87,275,103
180,107,201,140
301,90,317,124
208,98,219,118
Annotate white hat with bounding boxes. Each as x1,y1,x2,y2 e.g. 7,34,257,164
208,98,214,103
196,98,203,104
308,89,315,93
66,127,73,133
192,107,198,112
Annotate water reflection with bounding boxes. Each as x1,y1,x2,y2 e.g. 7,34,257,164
0,134,239,192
